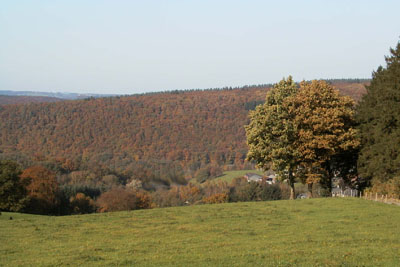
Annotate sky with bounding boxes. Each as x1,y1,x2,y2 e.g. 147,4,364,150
0,0,399,94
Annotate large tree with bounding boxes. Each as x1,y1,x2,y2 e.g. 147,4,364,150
0,160,29,212
246,77,299,199
246,78,359,198
21,165,58,214
288,80,359,196
356,41,400,184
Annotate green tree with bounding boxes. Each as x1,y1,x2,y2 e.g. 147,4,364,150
245,77,299,199
356,41,400,184
0,160,29,211
246,78,359,198
69,193,96,214
288,80,359,196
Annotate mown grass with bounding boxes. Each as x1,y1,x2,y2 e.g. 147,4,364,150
1,198,400,266
213,169,265,183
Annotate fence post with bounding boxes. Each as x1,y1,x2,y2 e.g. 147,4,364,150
375,193,378,201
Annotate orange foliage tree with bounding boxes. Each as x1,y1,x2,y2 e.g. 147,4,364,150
20,165,58,214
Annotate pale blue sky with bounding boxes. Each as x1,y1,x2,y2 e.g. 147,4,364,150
0,0,399,94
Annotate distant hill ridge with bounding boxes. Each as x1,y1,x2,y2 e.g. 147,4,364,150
0,79,368,173
0,90,117,100
0,95,63,105
0,78,369,99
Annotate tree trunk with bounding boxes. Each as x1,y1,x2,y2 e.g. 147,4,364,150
288,171,295,200
326,165,333,196
307,183,313,198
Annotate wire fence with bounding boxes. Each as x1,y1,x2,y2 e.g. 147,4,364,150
332,189,400,206
362,192,400,205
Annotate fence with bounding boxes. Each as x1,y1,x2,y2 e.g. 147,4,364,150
332,189,400,205
331,188,359,197
362,192,400,205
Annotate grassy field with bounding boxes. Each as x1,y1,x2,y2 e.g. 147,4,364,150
213,169,265,183
188,169,265,184
1,198,400,266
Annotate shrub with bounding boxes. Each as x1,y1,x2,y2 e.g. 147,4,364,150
368,177,400,199
259,183,282,201
96,187,153,212
202,193,228,204
69,193,96,214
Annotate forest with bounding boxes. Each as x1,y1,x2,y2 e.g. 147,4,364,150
0,78,371,215
0,80,367,173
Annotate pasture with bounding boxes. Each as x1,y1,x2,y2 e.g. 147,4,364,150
1,198,399,266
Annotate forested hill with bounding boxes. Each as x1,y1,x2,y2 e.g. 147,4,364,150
0,80,367,174
0,95,63,105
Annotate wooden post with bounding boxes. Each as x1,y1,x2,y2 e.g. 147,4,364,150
375,193,378,201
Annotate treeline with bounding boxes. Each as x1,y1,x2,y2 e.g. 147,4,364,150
0,159,289,215
0,95,63,106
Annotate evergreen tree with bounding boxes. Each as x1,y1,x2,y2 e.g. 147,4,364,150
356,41,400,183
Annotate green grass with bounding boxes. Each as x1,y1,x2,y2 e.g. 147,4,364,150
188,169,264,184
213,169,265,183
1,198,400,266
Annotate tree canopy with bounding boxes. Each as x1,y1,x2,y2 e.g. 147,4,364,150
246,78,359,198
0,160,29,211
245,76,298,199
21,165,58,214
289,80,359,195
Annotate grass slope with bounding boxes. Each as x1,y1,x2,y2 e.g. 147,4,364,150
1,198,399,266
213,169,265,183
189,169,265,184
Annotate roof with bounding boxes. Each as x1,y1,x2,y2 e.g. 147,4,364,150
245,173,263,181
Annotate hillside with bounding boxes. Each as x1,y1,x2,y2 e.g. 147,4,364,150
1,198,399,266
0,81,367,175
0,95,63,105
0,90,117,100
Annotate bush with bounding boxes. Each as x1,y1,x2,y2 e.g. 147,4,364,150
70,193,96,214
202,193,228,204
96,187,153,212
259,183,282,201
368,177,400,198
229,181,260,202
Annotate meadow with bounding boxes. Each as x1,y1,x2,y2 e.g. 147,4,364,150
213,169,265,183
189,169,265,184
1,198,400,266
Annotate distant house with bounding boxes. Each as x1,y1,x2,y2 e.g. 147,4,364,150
244,173,263,182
